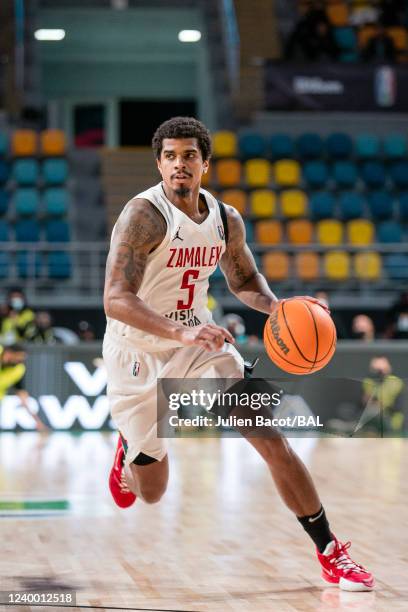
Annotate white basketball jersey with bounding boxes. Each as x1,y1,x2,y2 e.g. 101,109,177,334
106,182,227,351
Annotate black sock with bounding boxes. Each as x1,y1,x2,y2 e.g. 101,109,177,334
297,506,333,553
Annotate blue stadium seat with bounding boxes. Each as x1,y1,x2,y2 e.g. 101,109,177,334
398,192,408,221
44,188,69,217
0,160,9,184
45,219,71,242
238,132,267,158
383,134,406,159
48,251,72,279
0,190,9,216
338,192,364,219
384,254,408,280
332,161,358,187
368,191,394,220
0,132,8,156
13,159,39,186
15,219,41,242
17,251,43,278
296,133,324,159
326,133,353,158
377,221,403,243
0,220,10,241
42,159,68,185
15,189,40,217
310,192,335,219
303,161,329,188
0,252,10,278
361,161,386,188
390,161,408,188
245,220,254,243
355,134,380,159
334,27,358,62
270,134,294,160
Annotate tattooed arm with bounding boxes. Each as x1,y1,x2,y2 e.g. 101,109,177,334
104,198,182,339
104,198,234,350
219,206,279,315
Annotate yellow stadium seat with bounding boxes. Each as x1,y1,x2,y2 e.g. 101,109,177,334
358,25,378,49
219,189,246,215
212,131,237,158
346,219,374,245
255,220,283,245
215,159,241,187
324,251,351,280
12,129,37,156
387,27,408,51
250,190,277,217
262,251,290,281
244,159,271,187
327,2,349,26
287,219,313,244
274,159,301,187
317,219,343,245
354,252,382,281
40,129,66,156
280,190,308,218
294,252,320,280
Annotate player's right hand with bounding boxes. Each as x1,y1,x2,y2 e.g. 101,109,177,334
177,323,235,352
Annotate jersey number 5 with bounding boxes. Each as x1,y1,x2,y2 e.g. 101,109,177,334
177,269,199,310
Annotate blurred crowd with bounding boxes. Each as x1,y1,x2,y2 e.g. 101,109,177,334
285,0,407,63
0,288,97,346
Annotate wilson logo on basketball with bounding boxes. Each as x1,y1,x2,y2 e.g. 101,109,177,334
269,312,290,355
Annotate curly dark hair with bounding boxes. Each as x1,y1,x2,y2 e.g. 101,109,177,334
152,116,212,161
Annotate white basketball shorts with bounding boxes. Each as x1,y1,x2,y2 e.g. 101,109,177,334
102,330,244,466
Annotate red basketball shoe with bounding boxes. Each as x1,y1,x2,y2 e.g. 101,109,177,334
317,538,374,591
109,436,136,508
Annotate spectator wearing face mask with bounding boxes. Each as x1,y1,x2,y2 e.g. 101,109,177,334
362,357,405,433
385,292,408,339
0,288,35,346
25,311,59,345
351,314,376,341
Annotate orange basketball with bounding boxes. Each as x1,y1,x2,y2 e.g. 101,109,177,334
263,298,337,375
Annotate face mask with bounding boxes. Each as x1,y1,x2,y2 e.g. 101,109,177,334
352,331,366,340
370,368,386,380
10,297,25,311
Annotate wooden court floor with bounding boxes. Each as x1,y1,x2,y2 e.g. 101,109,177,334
0,432,407,612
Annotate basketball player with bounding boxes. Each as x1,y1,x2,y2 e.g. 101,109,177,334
103,117,374,591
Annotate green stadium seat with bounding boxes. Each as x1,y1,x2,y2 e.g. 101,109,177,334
361,161,386,188
42,158,68,185
355,134,380,158
0,220,10,241
296,133,324,159
383,134,406,159
398,192,408,221
0,132,8,156
45,219,71,242
270,134,294,160
377,221,403,243
17,252,43,278
390,161,408,188
0,252,10,278
326,133,353,158
44,188,69,217
15,219,41,242
15,189,40,217
13,159,39,186
303,161,329,188
239,132,267,158
338,192,364,220
0,190,9,216
384,254,408,280
48,251,72,279
368,191,394,220
333,161,358,187
310,192,335,219
0,160,9,184
334,27,358,62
